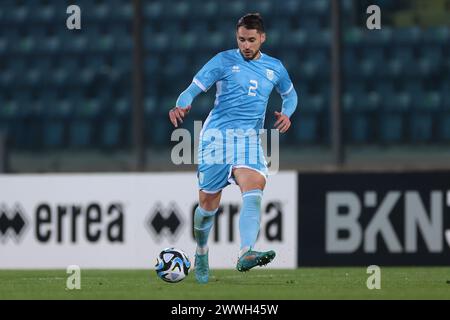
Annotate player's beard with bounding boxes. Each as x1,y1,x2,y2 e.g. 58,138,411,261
241,48,260,60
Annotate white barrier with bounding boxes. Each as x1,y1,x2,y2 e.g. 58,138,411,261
0,172,297,269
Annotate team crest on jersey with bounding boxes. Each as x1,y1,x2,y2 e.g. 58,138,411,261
232,65,240,73
266,69,274,80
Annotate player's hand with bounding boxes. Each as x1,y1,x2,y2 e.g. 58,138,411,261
274,111,291,133
169,106,191,128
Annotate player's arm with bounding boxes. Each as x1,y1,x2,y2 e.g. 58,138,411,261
274,62,298,133
169,53,223,128
274,87,298,133
169,83,202,128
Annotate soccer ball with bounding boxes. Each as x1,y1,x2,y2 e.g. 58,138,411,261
155,247,191,283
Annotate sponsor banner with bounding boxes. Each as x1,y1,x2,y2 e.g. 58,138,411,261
0,172,297,269
298,171,450,266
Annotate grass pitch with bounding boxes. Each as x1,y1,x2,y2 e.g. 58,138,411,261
0,268,449,300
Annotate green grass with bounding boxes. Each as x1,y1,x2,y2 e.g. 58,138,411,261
0,268,449,299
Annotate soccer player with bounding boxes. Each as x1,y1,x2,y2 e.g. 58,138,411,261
169,13,298,284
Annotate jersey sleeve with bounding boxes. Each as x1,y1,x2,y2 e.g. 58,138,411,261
192,53,223,92
275,62,294,96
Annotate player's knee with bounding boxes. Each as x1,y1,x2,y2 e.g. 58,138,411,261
199,201,217,212
199,191,221,211
240,176,266,193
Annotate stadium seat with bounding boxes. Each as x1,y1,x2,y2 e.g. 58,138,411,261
402,80,423,97
0,0,29,23
148,114,172,147
356,48,387,79
417,46,443,77
32,2,57,23
299,15,324,32
93,2,111,21
144,96,158,116
100,119,121,149
68,98,103,148
69,120,93,148
145,32,169,53
159,97,178,116
221,0,246,17
0,62,17,87
43,33,63,54
363,27,393,47
15,34,37,54
293,94,324,144
113,54,132,72
0,3,8,23
344,113,373,144
0,98,19,143
422,26,450,48
0,1,23,24
341,0,353,16
172,0,190,18
47,1,69,23
437,79,450,142
184,19,208,34
109,97,131,148
409,92,441,143
206,31,226,50
247,0,273,17
26,67,45,87
172,31,198,51
378,91,411,144
43,121,65,149
192,0,219,19
111,25,133,51
42,99,73,149
286,29,307,49
2,28,18,53
52,59,80,87
386,47,417,78
438,115,450,142
343,48,360,79
303,51,329,79
277,0,301,17
0,2,447,152
392,27,422,46
360,47,384,78
0,96,19,119
162,56,189,86
265,29,281,51
144,1,163,19
192,93,215,117
0,34,8,55
343,85,379,144
12,4,30,24
346,26,365,43
60,29,88,53
96,33,115,53
379,115,405,144
144,55,161,77
300,0,329,15
104,0,133,21
307,29,331,48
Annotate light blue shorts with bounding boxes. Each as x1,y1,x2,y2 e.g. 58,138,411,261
197,139,268,193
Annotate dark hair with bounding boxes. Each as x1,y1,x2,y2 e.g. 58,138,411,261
236,13,265,33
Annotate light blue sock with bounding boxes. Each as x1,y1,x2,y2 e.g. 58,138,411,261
239,189,263,253
194,206,217,253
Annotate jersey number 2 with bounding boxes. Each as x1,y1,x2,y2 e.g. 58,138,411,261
248,80,258,96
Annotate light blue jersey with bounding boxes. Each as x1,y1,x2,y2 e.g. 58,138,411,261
176,49,297,192
193,49,294,137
